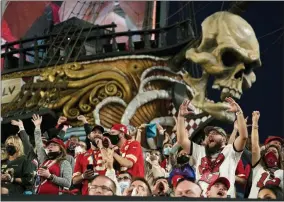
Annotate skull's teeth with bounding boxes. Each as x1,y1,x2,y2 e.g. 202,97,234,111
205,98,215,103
230,90,236,97
222,88,229,93
235,92,241,99
212,84,220,90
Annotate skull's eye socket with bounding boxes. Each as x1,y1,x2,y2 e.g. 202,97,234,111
221,50,239,67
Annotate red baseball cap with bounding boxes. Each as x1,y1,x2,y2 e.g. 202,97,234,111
264,136,284,145
111,123,128,134
207,177,230,190
47,137,66,149
172,175,184,188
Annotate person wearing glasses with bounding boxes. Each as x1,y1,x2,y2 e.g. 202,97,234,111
117,172,132,194
88,175,116,196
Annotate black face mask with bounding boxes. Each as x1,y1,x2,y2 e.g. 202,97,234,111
67,148,75,157
6,145,17,156
177,155,189,165
108,135,120,145
91,140,98,148
47,151,61,160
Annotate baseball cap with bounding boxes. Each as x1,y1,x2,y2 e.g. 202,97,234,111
204,126,227,137
207,177,230,190
264,136,284,145
47,137,66,149
111,123,128,134
91,125,104,134
172,175,184,188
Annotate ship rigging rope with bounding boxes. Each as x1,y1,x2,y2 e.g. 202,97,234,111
54,2,109,66
62,1,107,64
56,2,98,65
36,1,88,109
39,1,86,68
73,2,108,62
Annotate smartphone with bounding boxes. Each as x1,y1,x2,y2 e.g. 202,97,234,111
87,164,94,170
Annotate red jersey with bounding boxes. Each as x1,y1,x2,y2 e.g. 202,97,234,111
73,148,106,195
38,160,60,195
120,140,144,178
160,159,167,169
235,160,246,179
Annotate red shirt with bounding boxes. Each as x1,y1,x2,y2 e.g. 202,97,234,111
38,160,60,195
235,160,246,179
160,159,167,169
120,140,144,178
73,149,106,195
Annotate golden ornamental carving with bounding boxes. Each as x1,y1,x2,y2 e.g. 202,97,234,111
2,56,169,125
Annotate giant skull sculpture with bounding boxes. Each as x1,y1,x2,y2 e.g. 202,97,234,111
183,11,261,122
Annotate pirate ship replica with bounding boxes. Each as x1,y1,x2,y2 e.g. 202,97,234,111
1,1,260,148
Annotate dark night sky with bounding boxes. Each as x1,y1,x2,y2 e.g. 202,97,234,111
168,1,284,143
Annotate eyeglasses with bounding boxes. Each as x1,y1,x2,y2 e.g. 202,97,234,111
88,185,114,194
118,176,131,181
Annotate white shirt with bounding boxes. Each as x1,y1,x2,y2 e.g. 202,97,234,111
191,142,242,197
248,162,283,198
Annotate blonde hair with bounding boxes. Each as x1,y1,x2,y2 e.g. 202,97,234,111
5,136,24,157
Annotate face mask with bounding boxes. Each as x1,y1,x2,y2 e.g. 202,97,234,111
119,181,130,194
44,148,49,155
265,151,278,168
68,143,76,150
47,151,61,160
163,147,172,156
75,146,84,155
109,135,120,145
91,140,98,148
177,155,189,165
6,145,17,156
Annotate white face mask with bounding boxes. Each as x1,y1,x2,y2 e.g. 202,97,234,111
75,146,84,155
119,181,130,194
44,149,49,155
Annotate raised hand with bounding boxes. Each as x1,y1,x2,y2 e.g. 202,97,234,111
138,123,147,129
225,97,242,113
77,115,88,124
32,114,42,127
101,148,114,170
11,120,23,127
234,116,248,130
178,99,193,117
156,123,164,134
57,116,67,125
252,111,260,124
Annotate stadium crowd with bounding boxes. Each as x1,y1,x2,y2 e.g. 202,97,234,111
1,97,283,199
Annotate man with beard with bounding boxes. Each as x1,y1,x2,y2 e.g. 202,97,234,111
105,123,144,178
176,98,248,197
72,118,105,195
249,111,284,198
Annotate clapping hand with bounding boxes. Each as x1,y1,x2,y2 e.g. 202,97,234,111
101,148,114,170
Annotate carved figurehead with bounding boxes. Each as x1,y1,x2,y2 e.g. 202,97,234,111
183,11,261,122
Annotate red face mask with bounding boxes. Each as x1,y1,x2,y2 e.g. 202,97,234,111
265,151,278,168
